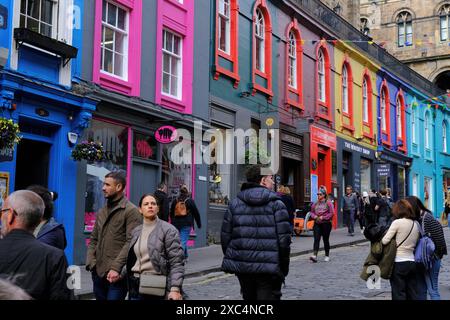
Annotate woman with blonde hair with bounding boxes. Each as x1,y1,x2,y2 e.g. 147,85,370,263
277,185,295,232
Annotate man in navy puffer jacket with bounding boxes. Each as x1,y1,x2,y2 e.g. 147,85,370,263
221,165,291,300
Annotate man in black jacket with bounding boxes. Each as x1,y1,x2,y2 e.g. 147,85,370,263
154,182,170,222
0,190,71,300
221,165,291,300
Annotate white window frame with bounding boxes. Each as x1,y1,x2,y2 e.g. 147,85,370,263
161,29,183,100
440,5,450,41
342,65,348,113
412,174,418,196
255,9,265,72
318,49,326,102
397,12,412,47
396,97,402,139
425,112,430,149
19,0,59,38
381,89,387,131
218,0,231,54
362,78,369,123
288,31,297,89
11,0,74,86
443,121,448,153
100,1,129,80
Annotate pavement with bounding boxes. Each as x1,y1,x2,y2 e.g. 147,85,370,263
74,227,368,299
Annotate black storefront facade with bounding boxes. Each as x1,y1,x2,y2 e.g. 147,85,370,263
337,137,377,206
374,147,412,201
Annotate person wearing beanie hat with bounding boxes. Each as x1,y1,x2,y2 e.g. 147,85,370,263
309,187,335,262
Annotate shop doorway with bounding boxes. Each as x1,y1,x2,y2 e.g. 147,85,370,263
318,152,326,188
130,161,159,206
14,139,51,190
281,158,302,208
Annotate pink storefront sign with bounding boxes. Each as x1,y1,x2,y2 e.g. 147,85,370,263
155,125,178,144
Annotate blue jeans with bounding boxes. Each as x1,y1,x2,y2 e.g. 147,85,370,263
425,259,442,300
178,226,191,258
92,272,127,300
343,210,355,234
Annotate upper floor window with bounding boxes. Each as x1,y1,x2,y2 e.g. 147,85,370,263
101,1,129,79
425,112,430,149
381,89,387,131
440,4,450,41
20,0,57,38
318,49,326,103
162,29,182,99
444,121,448,153
255,9,265,72
397,11,412,47
342,65,349,113
288,31,297,89
362,78,369,123
412,108,417,144
396,97,402,139
218,0,230,54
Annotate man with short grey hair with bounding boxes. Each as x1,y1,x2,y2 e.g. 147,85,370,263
0,190,71,300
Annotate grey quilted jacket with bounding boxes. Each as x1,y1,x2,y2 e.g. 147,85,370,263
125,219,185,290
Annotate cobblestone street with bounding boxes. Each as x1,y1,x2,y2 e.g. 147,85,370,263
184,231,450,300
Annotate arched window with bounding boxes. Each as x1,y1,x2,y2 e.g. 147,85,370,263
444,121,448,153
342,65,349,114
440,4,450,41
397,11,413,47
362,78,369,123
396,97,402,139
255,9,265,72
411,107,417,144
381,89,387,131
288,31,297,89
425,112,430,149
318,49,326,103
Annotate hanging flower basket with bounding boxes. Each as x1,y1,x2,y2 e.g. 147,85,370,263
71,141,105,162
0,118,21,150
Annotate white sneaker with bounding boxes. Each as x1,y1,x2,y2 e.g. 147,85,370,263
324,256,330,262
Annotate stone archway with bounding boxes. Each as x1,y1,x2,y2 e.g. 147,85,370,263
434,70,450,91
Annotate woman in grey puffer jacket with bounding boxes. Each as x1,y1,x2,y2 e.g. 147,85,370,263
126,193,185,300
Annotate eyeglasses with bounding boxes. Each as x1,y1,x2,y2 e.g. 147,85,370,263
0,208,12,218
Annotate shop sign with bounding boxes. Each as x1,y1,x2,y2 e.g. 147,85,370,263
311,126,336,149
155,125,177,144
379,153,409,166
311,174,318,203
343,141,373,157
377,164,390,177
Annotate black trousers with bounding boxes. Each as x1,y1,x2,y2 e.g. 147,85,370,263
237,274,283,300
313,222,332,256
390,261,424,300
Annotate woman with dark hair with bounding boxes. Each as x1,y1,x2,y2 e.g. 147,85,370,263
169,185,202,260
381,199,421,300
26,185,66,250
405,196,447,300
277,185,295,233
126,193,184,300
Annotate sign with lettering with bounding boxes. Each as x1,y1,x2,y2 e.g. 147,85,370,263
377,164,390,177
311,126,336,149
342,141,374,157
155,125,177,144
311,174,318,203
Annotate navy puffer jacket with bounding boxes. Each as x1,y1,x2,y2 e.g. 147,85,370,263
221,183,291,278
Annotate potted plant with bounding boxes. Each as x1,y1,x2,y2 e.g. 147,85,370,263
71,140,105,162
0,118,21,150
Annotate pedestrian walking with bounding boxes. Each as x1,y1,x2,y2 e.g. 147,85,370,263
221,165,291,300
376,189,392,227
355,191,365,233
0,190,71,300
154,182,170,222
277,185,295,233
26,185,67,250
126,193,184,300
340,185,359,236
381,199,422,300
169,184,201,260
86,171,142,300
405,196,447,300
309,187,334,262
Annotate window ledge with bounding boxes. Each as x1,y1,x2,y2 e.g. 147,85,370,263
382,139,392,147
161,94,186,112
341,123,355,133
98,72,133,95
214,65,240,88
440,151,450,156
363,132,374,140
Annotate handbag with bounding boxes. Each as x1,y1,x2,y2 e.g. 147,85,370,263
136,231,167,296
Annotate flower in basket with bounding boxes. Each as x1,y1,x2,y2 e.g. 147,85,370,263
0,118,21,150
71,141,105,162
